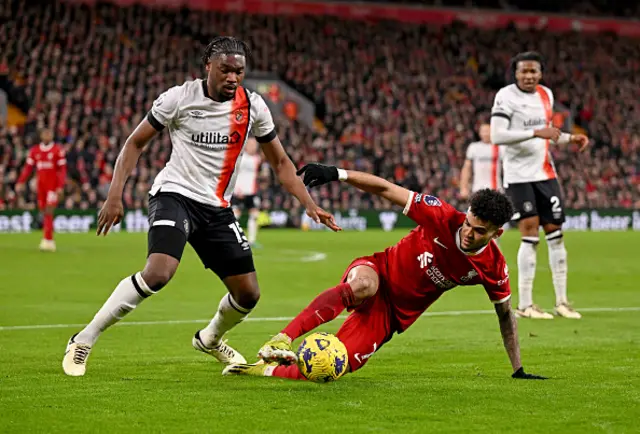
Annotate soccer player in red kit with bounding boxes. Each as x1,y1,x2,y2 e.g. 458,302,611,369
15,129,66,252
224,163,546,381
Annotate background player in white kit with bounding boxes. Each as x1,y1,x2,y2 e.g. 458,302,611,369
62,36,339,376
490,51,589,320
232,137,263,248
459,123,503,200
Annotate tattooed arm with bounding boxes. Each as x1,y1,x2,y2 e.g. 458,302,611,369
494,299,522,372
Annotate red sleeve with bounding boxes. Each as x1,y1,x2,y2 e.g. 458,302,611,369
483,256,511,304
402,191,456,226
17,148,35,184
56,146,67,189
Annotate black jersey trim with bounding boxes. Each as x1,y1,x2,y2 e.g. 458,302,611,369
491,112,511,121
147,112,165,131
256,129,277,143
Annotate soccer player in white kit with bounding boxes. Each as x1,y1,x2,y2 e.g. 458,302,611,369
490,52,589,320
232,137,262,248
459,123,503,200
62,36,340,376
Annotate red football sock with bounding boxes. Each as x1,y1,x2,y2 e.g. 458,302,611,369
282,282,355,340
272,364,306,381
43,213,54,240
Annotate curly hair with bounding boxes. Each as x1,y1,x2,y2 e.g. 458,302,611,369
510,51,544,81
469,189,515,227
201,36,252,66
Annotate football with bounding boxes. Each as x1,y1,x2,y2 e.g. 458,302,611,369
296,332,348,383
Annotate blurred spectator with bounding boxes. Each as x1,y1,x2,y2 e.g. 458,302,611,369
0,0,638,212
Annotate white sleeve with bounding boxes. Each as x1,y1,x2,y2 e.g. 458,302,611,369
490,88,514,121
465,144,475,160
490,88,535,145
148,85,181,129
554,132,571,145
251,95,276,142
490,116,535,145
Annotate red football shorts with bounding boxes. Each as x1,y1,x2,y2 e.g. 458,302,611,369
38,189,59,209
336,256,394,372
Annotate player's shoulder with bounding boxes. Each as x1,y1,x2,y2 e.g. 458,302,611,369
244,87,267,106
466,140,482,150
480,243,509,275
412,192,458,215
162,79,200,101
494,84,519,100
537,84,554,99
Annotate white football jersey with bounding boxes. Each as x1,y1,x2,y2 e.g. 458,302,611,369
148,79,275,207
465,141,503,192
234,153,261,196
491,84,557,185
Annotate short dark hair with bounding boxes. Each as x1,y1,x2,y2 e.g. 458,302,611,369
510,51,544,80
469,189,514,228
201,36,252,66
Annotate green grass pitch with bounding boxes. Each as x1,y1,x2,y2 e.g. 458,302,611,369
1,229,638,433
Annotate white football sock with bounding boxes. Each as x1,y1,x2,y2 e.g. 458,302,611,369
200,294,252,347
247,214,258,244
546,230,568,305
75,273,154,346
517,237,539,310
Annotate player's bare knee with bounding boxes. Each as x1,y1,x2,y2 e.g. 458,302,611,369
141,254,179,291
233,287,260,309
348,275,378,303
224,273,260,309
518,217,539,237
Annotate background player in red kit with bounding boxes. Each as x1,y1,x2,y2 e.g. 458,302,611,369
15,128,66,252
225,163,546,381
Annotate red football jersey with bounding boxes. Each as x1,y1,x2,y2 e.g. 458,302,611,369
17,143,67,190
373,192,511,332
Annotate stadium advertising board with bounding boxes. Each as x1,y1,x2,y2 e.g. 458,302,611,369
0,209,639,233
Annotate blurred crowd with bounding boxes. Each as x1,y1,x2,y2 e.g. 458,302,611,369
0,0,638,212
326,0,640,18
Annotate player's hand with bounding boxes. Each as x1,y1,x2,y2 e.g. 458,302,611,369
511,367,548,380
97,196,124,236
296,163,339,188
570,134,590,152
533,127,561,142
306,205,342,232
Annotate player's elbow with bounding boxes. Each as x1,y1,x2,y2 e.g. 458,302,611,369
273,157,295,183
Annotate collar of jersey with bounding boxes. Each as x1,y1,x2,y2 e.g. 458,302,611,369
201,79,235,103
39,142,54,151
455,227,490,256
515,83,536,94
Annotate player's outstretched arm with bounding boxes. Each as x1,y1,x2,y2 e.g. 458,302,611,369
96,119,158,236
490,116,563,145
494,300,547,380
297,163,410,208
261,138,340,231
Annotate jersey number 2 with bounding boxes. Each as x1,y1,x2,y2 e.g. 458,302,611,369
550,196,562,213
228,222,248,243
